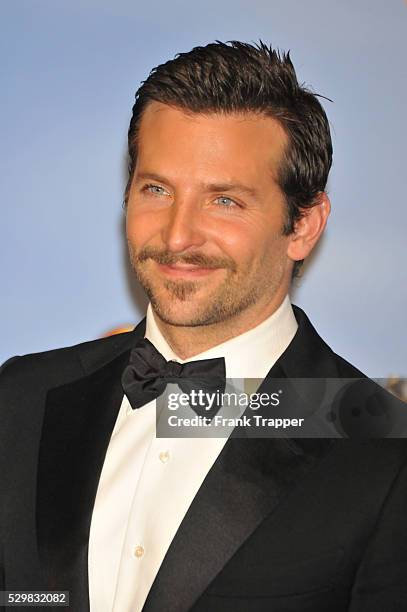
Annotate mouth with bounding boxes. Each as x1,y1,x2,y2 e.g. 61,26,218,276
156,262,220,278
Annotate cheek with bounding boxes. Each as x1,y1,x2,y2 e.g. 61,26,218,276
126,209,159,247
210,218,273,264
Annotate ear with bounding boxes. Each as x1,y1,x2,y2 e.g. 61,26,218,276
286,193,331,263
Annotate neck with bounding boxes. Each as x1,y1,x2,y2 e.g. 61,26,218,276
152,292,289,360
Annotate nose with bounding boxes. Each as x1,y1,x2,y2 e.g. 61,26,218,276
161,198,206,253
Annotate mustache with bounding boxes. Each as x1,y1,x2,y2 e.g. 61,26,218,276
135,247,237,272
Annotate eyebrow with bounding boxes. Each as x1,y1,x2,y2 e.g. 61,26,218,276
135,172,259,199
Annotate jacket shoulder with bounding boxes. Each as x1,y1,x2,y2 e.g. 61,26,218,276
331,351,367,378
0,329,139,391
290,305,369,379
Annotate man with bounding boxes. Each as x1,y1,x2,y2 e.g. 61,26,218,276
1,41,406,612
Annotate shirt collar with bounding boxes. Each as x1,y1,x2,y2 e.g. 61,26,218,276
144,295,298,378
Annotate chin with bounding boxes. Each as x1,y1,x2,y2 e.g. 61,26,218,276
152,300,207,327
143,277,243,327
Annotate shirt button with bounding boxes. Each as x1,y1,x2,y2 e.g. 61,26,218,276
133,545,145,559
159,450,170,463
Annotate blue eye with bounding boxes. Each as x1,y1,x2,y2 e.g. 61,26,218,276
145,184,167,195
215,196,237,207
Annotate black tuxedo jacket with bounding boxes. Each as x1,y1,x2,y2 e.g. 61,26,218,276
1,306,407,612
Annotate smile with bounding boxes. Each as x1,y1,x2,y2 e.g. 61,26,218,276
156,262,219,278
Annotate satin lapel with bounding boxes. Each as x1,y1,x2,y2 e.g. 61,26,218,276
143,435,334,612
143,307,337,612
36,329,142,611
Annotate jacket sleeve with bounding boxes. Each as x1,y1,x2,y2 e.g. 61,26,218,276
0,356,21,604
349,456,407,611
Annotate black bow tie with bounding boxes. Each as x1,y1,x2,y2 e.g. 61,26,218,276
121,338,226,414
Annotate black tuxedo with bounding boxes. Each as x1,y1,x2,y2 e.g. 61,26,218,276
1,306,407,611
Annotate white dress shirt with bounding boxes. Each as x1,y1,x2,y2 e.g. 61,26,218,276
88,295,298,612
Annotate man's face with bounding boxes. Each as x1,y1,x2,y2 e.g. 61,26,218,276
126,102,294,328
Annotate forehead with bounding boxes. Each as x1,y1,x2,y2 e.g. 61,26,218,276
135,102,288,183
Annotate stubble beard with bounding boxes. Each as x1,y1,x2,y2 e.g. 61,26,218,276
128,243,268,328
